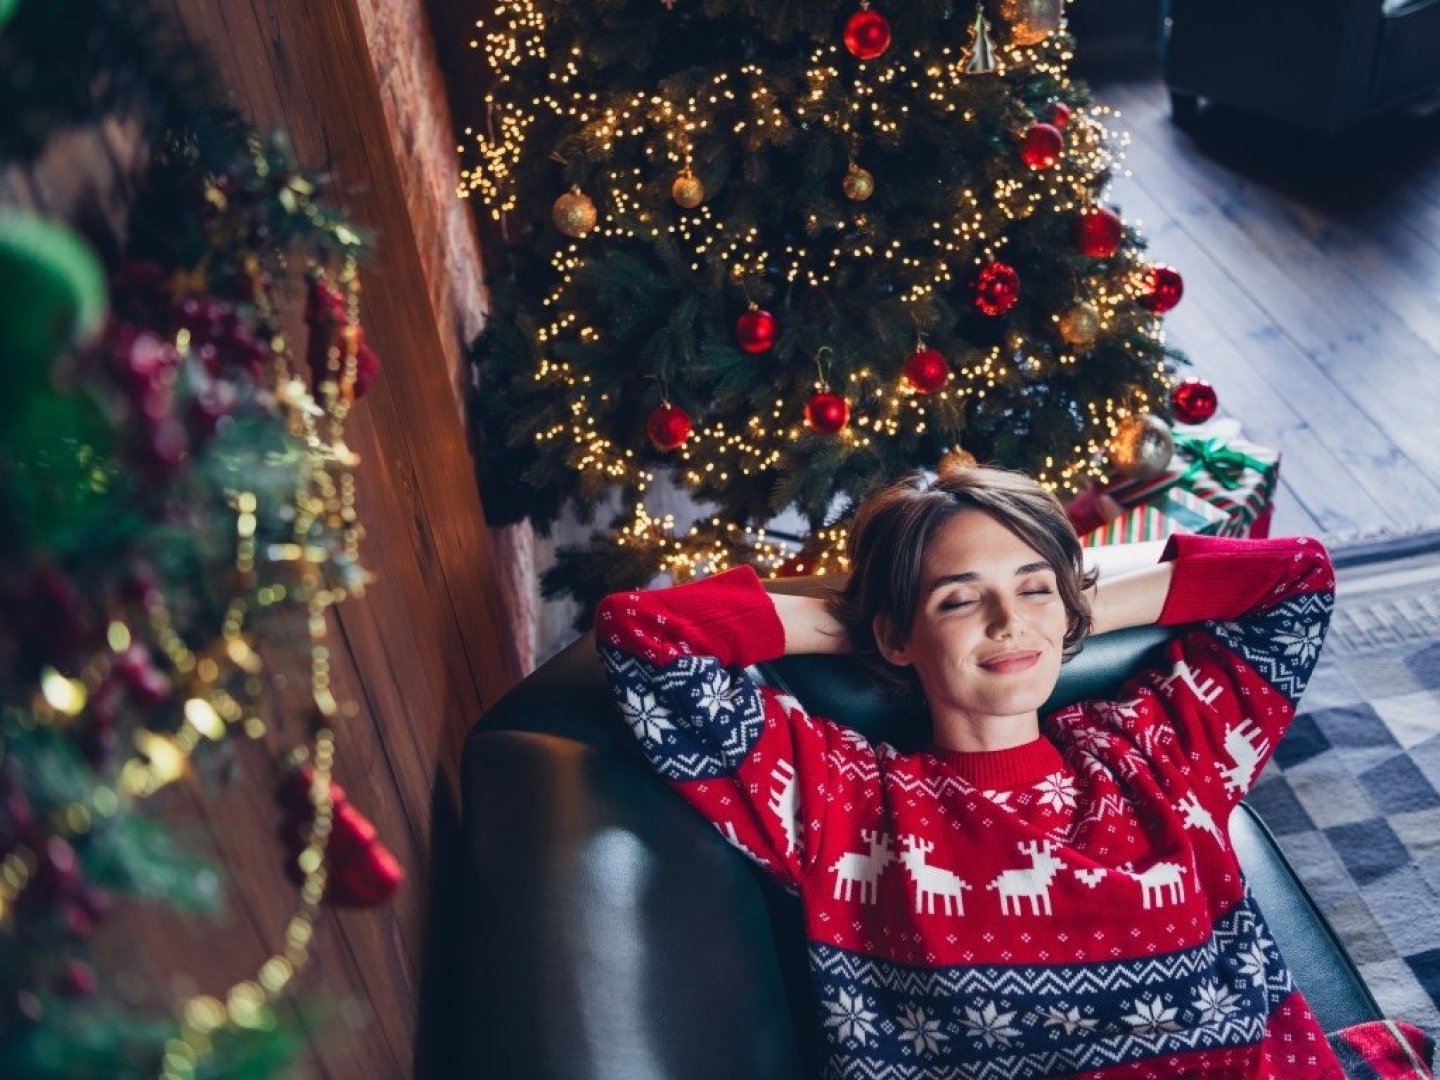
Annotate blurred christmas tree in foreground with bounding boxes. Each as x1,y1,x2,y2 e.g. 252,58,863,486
464,0,1187,621
1,1,400,1075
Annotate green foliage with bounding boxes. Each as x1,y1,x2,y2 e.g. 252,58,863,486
0,386,119,561
0,997,313,1079
2,722,224,909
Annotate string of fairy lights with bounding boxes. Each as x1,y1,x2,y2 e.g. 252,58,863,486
7,248,369,1076
460,1,1176,581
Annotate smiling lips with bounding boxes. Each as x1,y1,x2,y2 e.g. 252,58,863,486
978,650,1041,674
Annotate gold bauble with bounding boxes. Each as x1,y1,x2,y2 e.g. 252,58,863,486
1108,414,1174,480
999,0,1064,46
842,163,875,202
672,171,705,209
1056,301,1101,347
938,448,978,476
552,189,597,238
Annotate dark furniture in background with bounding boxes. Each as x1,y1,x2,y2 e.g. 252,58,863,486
460,545,1382,1078
1160,0,1440,133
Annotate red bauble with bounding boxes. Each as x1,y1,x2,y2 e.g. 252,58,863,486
1171,376,1218,425
903,347,950,393
1140,264,1185,313
278,765,405,908
1051,101,1073,127
805,391,850,433
1073,207,1124,259
736,307,777,353
646,403,693,451
973,262,1020,316
843,7,892,60
353,339,381,398
1020,123,1064,169
327,801,407,908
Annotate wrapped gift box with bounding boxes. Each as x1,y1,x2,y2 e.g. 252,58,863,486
1080,485,1232,547
1074,418,1280,541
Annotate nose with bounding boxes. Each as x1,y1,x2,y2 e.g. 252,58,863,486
985,593,1022,639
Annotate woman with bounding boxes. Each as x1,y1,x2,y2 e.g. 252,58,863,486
595,466,1364,1078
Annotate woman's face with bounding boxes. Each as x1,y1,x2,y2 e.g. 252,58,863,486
876,509,1068,729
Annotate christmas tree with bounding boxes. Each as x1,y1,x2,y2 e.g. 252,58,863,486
463,0,1187,621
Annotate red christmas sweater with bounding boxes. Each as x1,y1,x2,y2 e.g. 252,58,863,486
596,533,1343,1079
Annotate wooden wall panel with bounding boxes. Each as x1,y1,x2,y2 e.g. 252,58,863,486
5,1,528,1074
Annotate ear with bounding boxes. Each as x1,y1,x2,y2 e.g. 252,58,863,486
872,613,913,667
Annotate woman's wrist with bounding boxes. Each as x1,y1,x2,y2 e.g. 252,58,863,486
1088,561,1174,637
769,592,852,656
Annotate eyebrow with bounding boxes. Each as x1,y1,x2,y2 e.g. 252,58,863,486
926,561,1054,595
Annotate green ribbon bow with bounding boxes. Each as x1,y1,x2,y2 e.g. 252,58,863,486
1173,433,1269,491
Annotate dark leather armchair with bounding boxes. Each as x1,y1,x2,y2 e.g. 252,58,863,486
460,544,1381,1079
1160,0,1440,133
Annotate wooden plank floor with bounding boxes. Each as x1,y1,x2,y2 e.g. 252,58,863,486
1087,72,1440,543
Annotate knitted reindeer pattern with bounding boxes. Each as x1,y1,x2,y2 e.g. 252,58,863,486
598,534,1342,1078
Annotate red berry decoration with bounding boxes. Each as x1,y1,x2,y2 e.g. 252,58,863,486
1074,207,1124,259
973,262,1020,316
1051,101,1073,126
805,391,851,434
843,6,892,60
1020,123,1064,169
646,403,693,451
1171,376,1218,425
736,307,777,353
903,347,950,393
1140,263,1185,313
59,959,97,998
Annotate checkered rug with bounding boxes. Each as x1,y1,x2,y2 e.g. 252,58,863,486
1249,533,1440,1040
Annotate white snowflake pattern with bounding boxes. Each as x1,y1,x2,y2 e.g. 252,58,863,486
1122,995,1182,1037
1192,980,1242,1025
621,688,674,742
822,989,880,1045
1100,698,1144,724
1275,620,1324,667
1069,725,1115,754
1033,771,1078,812
1041,1004,1098,1036
982,788,1013,805
694,670,738,719
896,1004,948,1055
960,1001,1021,1048
1235,939,1270,987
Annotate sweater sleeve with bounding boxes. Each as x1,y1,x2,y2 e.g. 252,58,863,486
595,565,881,892
1110,533,1335,814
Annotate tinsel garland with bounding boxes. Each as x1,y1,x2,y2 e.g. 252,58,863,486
1,1,401,1076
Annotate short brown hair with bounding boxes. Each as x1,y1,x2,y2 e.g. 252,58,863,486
826,466,1098,702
